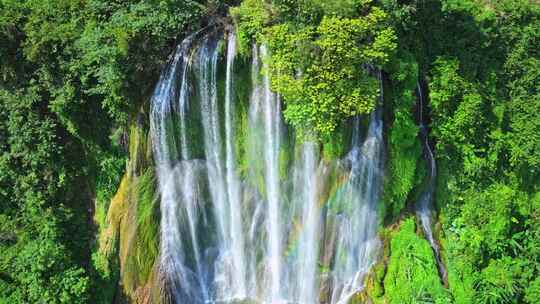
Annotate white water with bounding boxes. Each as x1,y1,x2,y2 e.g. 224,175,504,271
151,34,207,302
246,44,263,299
223,30,248,298
330,110,384,304
295,142,321,304
260,44,284,303
150,31,386,304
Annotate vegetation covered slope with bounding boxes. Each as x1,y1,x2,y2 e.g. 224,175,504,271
1,0,539,303
0,0,230,303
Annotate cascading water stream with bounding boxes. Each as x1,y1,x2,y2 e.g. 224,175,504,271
416,81,448,286
246,44,264,299
260,44,284,303
223,30,248,299
151,33,207,302
330,71,384,304
150,29,386,304
179,42,209,303
294,142,321,304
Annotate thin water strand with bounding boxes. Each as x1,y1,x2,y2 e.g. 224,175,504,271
296,142,321,304
224,30,248,298
260,44,284,302
416,81,448,285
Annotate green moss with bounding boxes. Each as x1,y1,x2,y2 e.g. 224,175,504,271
230,0,271,56
365,258,386,302
382,218,450,304
122,160,160,298
383,120,421,218
232,56,254,179
94,198,108,232
133,168,160,283
94,130,128,231
322,118,353,160
365,227,390,304
92,174,129,304
92,117,161,302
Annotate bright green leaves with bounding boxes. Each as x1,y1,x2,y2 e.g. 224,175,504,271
232,0,396,139
0,88,90,303
74,0,205,125
22,0,84,63
2,236,90,304
442,182,540,303
476,258,521,304
0,1,207,302
429,57,500,179
507,93,540,171
382,52,421,219
264,23,312,104
312,0,372,17
457,184,524,260
385,102,420,216
262,6,396,139
11,0,206,132
382,218,450,304
230,0,271,55
314,6,394,65
526,277,540,304
504,18,540,173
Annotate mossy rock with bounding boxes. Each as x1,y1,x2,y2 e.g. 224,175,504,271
96,116,162,303
382,217,449,304
347,291,372,304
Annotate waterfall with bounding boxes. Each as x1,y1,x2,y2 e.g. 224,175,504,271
151,33,206,302
246,44,263,298
416,81,448,285
222,30,248,298
150,29,386,304
330,111,383,304
329,71,384,304
295,142,321,304
260,44,284,302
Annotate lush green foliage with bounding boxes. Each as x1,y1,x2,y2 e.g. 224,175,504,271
1,0,539,303
0,0,212,302
376,218,450,303
383,52,422,219
374,0,539,302
230,0,271,54
403,1,540,303
233,0,397,139
0,88,91,303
